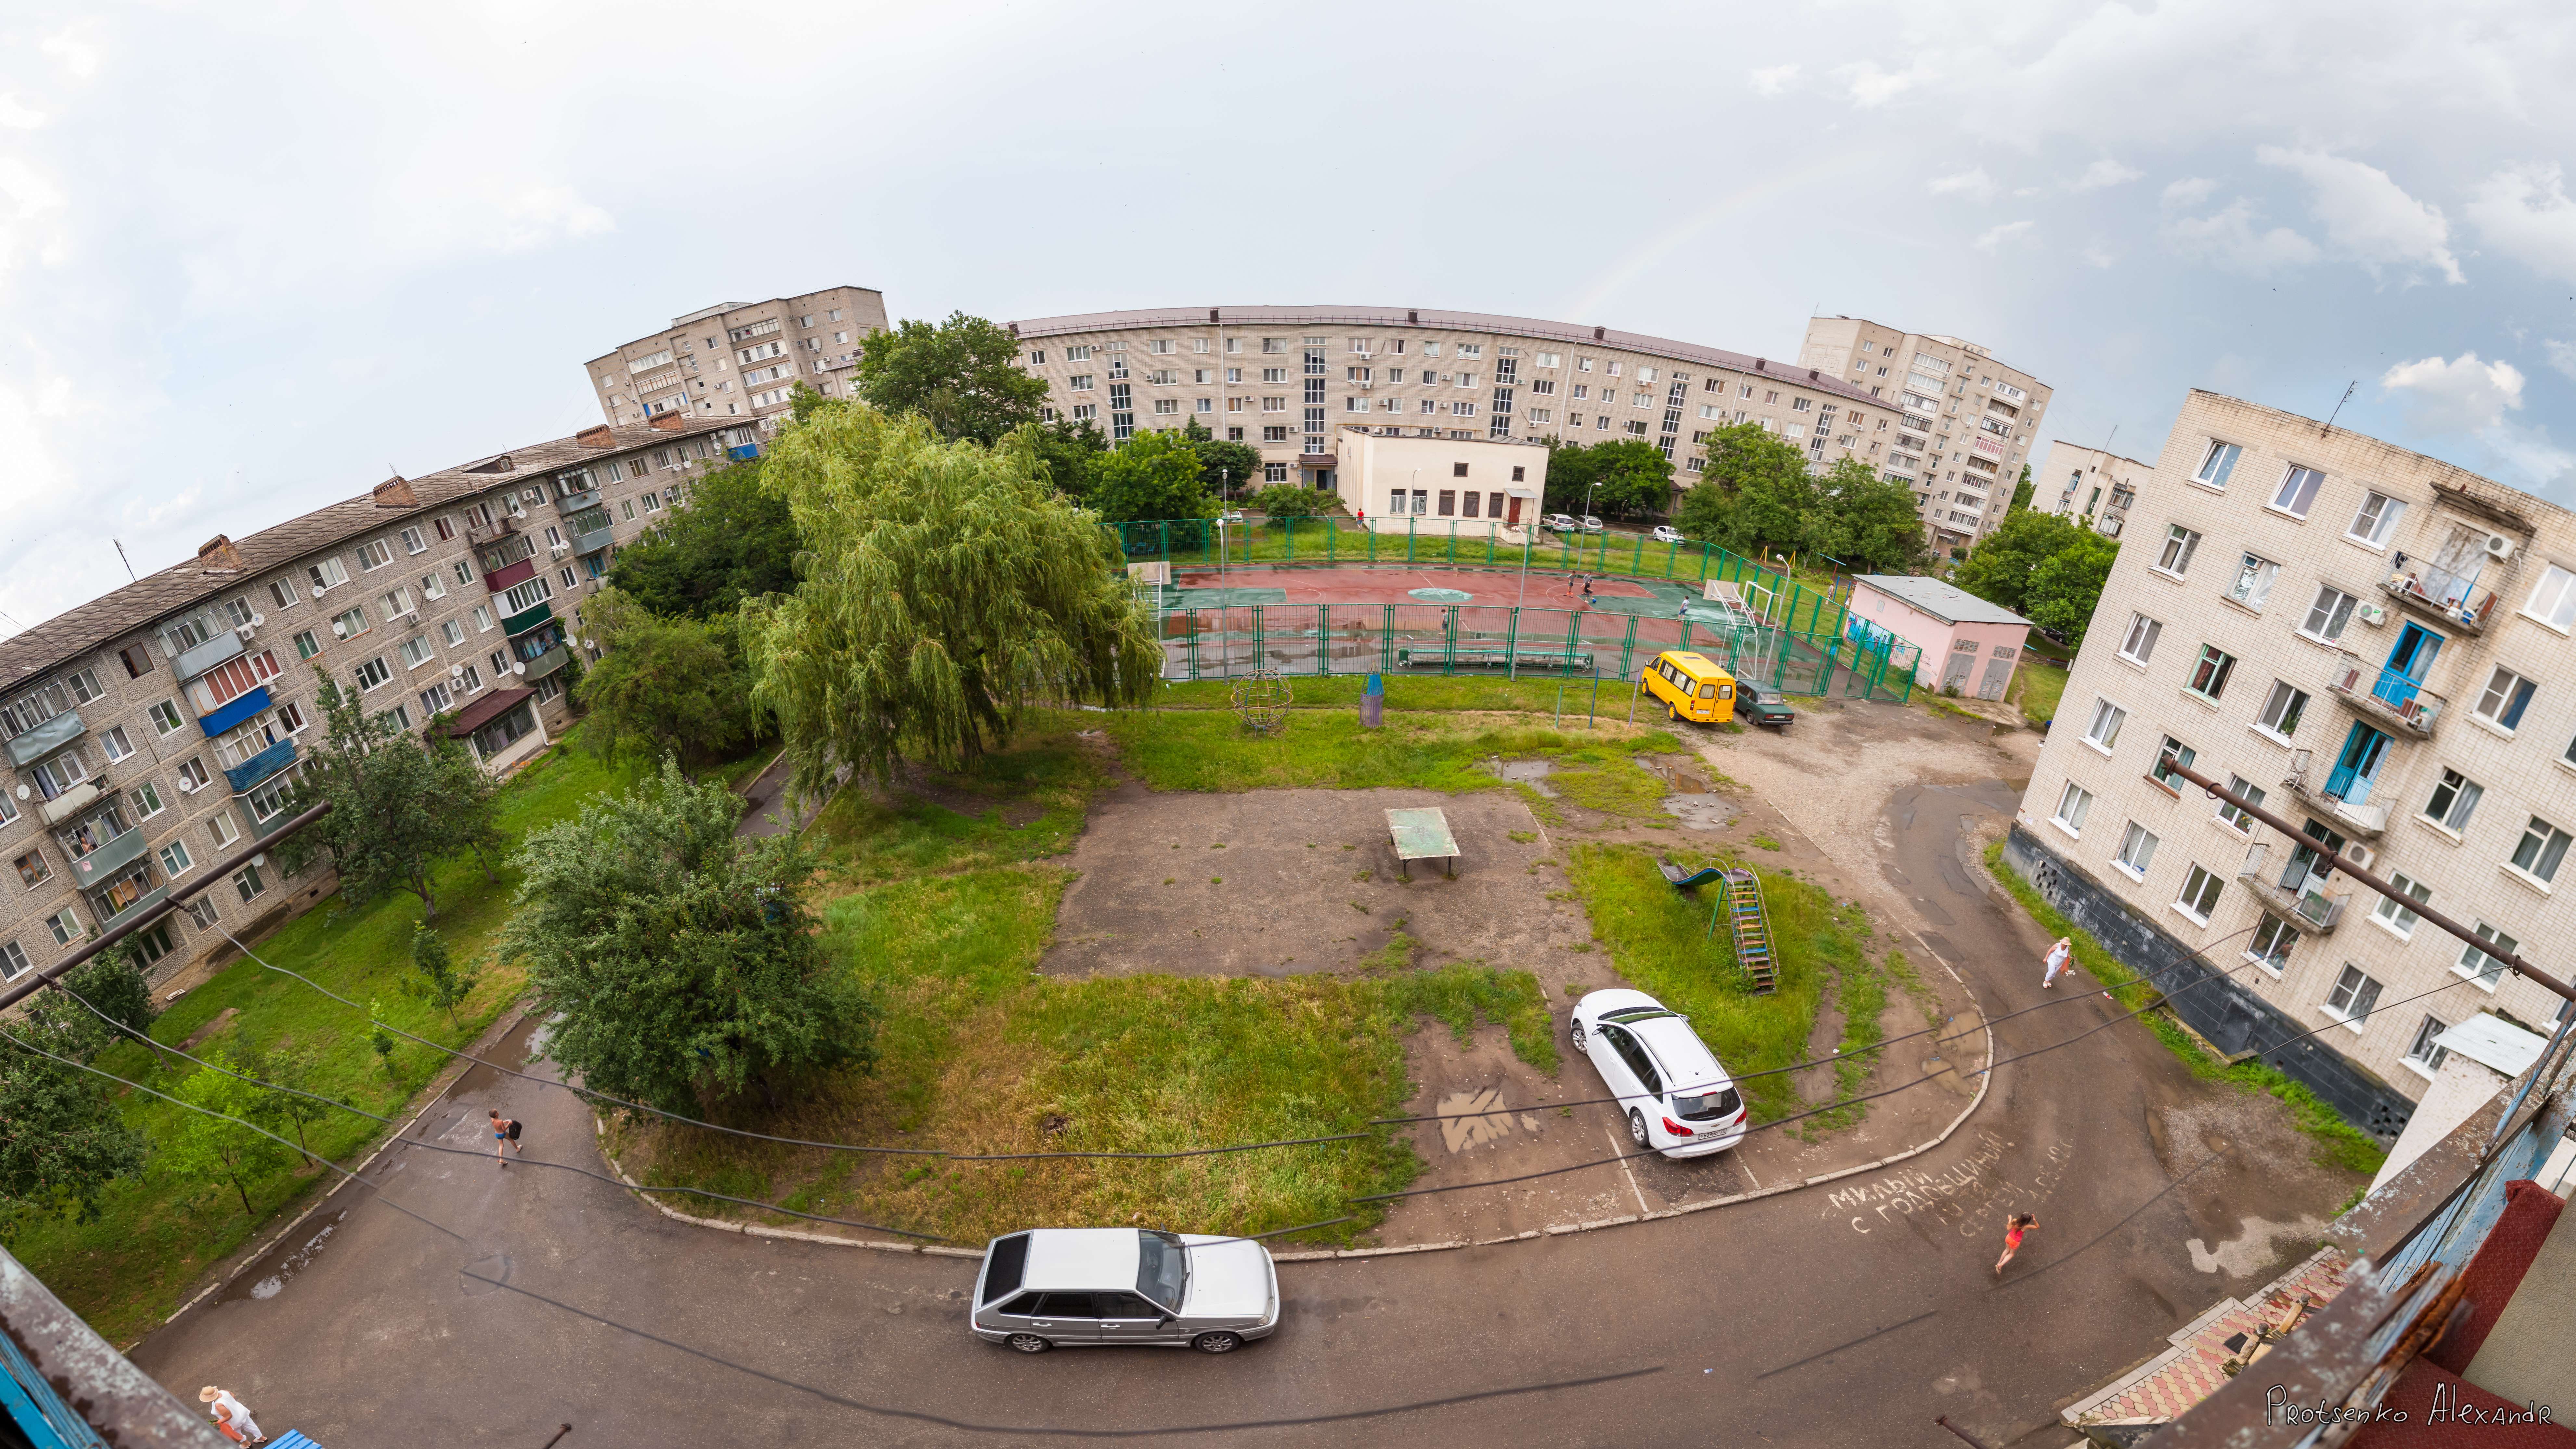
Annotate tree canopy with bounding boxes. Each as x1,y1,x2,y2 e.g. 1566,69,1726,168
1089,428,1212,525
853,312,1050,445
503,760,875,1115
572,587,759,768
1180,418,1266,502
1950,508,2090,614
1027,416,1109,500
161,1056,294,1218
1676,423,1818,559
606,462,800,621
2022,532,2120,648
0,952,153,1223
739,403,1161,793
1544,438,1672,518
1812,457,1930,573
274,680,506,918
1246,483,1336,518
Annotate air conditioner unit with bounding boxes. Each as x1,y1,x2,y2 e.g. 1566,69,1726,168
2485,534,2516,562
2356,602,2388,627
236,625,255,641
2345,843,2376,871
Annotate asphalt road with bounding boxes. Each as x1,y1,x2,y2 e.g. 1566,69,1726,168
133,776,2343,1448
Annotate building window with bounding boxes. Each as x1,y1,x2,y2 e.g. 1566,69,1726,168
149,700,187,736
131,780,165,818
2372,872,2433,937
0,942,26,981
2193,442,2242,489
2324,965,2382,1027
2424,768,2484,834
307,557,349,593
2254,680,2310,739
2174,864,2224,924
356,539,393,571
2472,666,2537,731
2508,815,2571,884
234,864,269,903
2186,645,2237,700
354,657,392,691
1262,463,1287,483
292,629,320,660
13,850,50,888
2268,465,2326,518
2347,491,2406,546
2155,525,2201,577
2117,613,2161,665
2247,915,2298,975
2113,822,2159,879
2149,736,2196,790
2402,1015,2450,1073
2215,774,2266,832
158,840,194,878
2226,554,2279,609
99,725,135,763
2299,585,2359,644
2051,781,2093,836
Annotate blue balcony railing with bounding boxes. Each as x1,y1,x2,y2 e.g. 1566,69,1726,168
222,737,296,794
727,444,760,462
197,685,271,738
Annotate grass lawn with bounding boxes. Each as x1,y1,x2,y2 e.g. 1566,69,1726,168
2008,659,2068,727
1155,673,1652,718
1101,705,1677,797
9,737,661,1344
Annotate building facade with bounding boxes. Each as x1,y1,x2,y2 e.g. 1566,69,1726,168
1003,305,1897,510
2015,390,2576,1113
585,286,889,428
0,414,753,994
1795,317,2051,554
2039,441,2152,538
1327,427,1550,526
1848,574,2034,700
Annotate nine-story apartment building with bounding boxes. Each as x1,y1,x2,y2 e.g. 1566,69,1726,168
585,286,890,429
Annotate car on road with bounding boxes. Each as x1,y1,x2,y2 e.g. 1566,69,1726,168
1545,512,1578,533
1735,681,1797,728
1652,525,1685,545
1569,989,1749,1158
971,1227,1280,1355
1580,515,1604,532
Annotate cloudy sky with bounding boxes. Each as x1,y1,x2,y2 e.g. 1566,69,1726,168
4,0,2574,631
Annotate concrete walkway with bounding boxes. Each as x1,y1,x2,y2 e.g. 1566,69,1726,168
733,749,830,838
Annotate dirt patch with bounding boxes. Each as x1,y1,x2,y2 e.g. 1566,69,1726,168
177,1007,240,1053
1041,787,1591,978
889,758,1049,827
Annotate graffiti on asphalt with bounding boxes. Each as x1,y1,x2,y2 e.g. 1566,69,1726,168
1824,1131,2074,1236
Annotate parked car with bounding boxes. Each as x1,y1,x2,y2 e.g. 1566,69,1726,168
1652,525,1685,545
1735,681,1797,728
1580,515,1604,533
1569,989,1748,1158
1545,513,1578,533
971,1227,1280,1355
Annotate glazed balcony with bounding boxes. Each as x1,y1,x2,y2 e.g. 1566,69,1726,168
223,737,297,794
170,630,246,684
2323,652,2444,739
95,882,169,927
4,709,84,768
67,824,148,885
503,601,556,637
521,645,571,681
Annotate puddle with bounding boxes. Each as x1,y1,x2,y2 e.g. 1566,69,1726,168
1664,795,1738,831
450,1011,549,1099
1483,758,1557,796
222,1209,346,1303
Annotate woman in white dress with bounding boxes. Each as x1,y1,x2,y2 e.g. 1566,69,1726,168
199,1386,266,1445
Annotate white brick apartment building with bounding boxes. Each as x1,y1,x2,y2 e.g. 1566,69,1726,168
585,286,890,428
2039,441,2153,539
2009,391,2575,1136
0,414,753,994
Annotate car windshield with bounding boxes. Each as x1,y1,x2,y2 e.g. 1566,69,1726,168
1602,1007,1678,1024
1671,1085,1742,1121
1136,1230,1188,1311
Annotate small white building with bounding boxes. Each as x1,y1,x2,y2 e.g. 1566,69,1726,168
1329,427,1549,531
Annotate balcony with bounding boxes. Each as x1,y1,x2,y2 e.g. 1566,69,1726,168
38,779,103,827
553,487,601,513
223,737,297,794
726,444,760,462
170,630,247,683
96,883,169,928
67,826,148,885
2381,567,2496,635
468,514,523,546
4,709,85,768
197,685,272,738
570,524,616,557
522,645,571,681
2282,762,2388,838
503,601,556,637
2323,651,2444,738
2237,842,2348,935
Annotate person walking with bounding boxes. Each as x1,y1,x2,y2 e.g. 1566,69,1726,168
490,1108,522,1166
2041,937,2073,990
1994,1213,2037,1275
200,1386,266,1445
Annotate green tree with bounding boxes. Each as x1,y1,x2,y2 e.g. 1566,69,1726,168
740,404,1160,791
1813,458,1931,574
853,312,1049,445
0,1038,147,1222
787,380,842,424
1951,508,2089,614
162,1056,293,1218
1584,439,1676,519
1027,416,1109,500
275,680,507,919
2023,532,2120,648
1245,483,1336,518
572,594,758,768
1090,429,1211,524
19,948,158,1065
1676,423,1823,558
1180,418,1266,503
239,1041,332,1165
606,462,800,621
367,999,398,1081
503,760,876,1115
410,923,480,1027
1540,437,1601,513
2008,464,2035,516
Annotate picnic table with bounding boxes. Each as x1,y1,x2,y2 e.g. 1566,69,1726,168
1385,807,1461,879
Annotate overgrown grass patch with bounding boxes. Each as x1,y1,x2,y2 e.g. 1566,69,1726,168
2008,660,2068,727
1985,841,2386,1175
1103,708,1676,797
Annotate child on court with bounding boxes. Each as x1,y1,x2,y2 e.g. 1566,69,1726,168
1994,1213,2037,1275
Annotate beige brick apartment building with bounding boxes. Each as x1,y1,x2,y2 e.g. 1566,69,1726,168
2010,390,2575,1134
1002,305,1913,521
0,414,753,994
1794,316,2053,552
585,286,890,428
2039,441,2154,538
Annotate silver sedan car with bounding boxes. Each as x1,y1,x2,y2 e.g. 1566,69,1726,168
970,1227,1281,1354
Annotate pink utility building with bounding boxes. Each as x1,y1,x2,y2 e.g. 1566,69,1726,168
1850,574,2035,700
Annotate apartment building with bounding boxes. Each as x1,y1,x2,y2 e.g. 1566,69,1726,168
0,414,752,995
2009,391,2576,1136
2040,441,2152,538
585,286,889,428
1004,306,1892,516
1796,317,2053,554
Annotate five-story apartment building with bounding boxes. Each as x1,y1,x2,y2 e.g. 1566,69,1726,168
2010,391,2575,1137
585,286,889,428
2039,442,2153,538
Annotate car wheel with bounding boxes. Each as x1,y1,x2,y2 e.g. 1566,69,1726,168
1193,1331,1244,1354
1667,703,1681,722
1628,1109,1651,1148
1569,1019,1589,1052
1005,1333,1052,1354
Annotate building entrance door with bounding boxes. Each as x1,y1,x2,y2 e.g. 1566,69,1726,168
1976,654,2012,700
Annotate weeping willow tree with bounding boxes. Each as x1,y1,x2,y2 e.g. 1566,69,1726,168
739,404,1159,795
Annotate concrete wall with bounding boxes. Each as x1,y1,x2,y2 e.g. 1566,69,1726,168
1850,582,2029,699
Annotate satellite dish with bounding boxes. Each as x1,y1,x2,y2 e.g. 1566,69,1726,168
511,661,526,675
450,664,464,678
311,584,325,598
251,612,265,627
12,785,25,801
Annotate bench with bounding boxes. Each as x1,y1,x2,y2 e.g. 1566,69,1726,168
1393,647,1594,674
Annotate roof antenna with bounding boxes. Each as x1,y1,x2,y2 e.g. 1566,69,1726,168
2322,380,2356,437
113,539,136,582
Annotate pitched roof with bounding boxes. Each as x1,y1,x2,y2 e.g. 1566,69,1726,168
1853,574,2034,629
0,415,743,687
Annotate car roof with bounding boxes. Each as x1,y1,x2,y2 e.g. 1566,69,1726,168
1632,1016,1728,1086
1016,1229,1142,1291
1661,651,1729,679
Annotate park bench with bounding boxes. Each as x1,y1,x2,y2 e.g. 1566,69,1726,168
1392,647,1594,673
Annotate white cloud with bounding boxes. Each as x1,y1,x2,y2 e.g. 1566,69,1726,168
1835,61,1921,106
0,96,46,130
40,30,102,81
495,186,615,253
2256,145,2461,283
2071,158,2142,191
1974,220,2034,252
2162,198,2319,275
2080,243,2118,269
2161,176,2217,208
1749,63,1800,96
1928,167,1995,199
2012,186,2039,197
2464,163,2576,285
2380,353,2525,433
2546,340,2576,384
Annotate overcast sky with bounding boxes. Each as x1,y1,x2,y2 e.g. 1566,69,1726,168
4,0,2574,632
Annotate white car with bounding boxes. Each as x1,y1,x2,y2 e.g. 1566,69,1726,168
1545,513,1578,533
1652,525,1685,545
1569,989,1749,1158
970,1227,1280,1354
1580,516,1604,533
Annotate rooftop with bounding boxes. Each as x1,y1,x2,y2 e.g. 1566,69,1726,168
1854,574,2035,629
1007,305,1889,409
2430,1014,2550,1079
